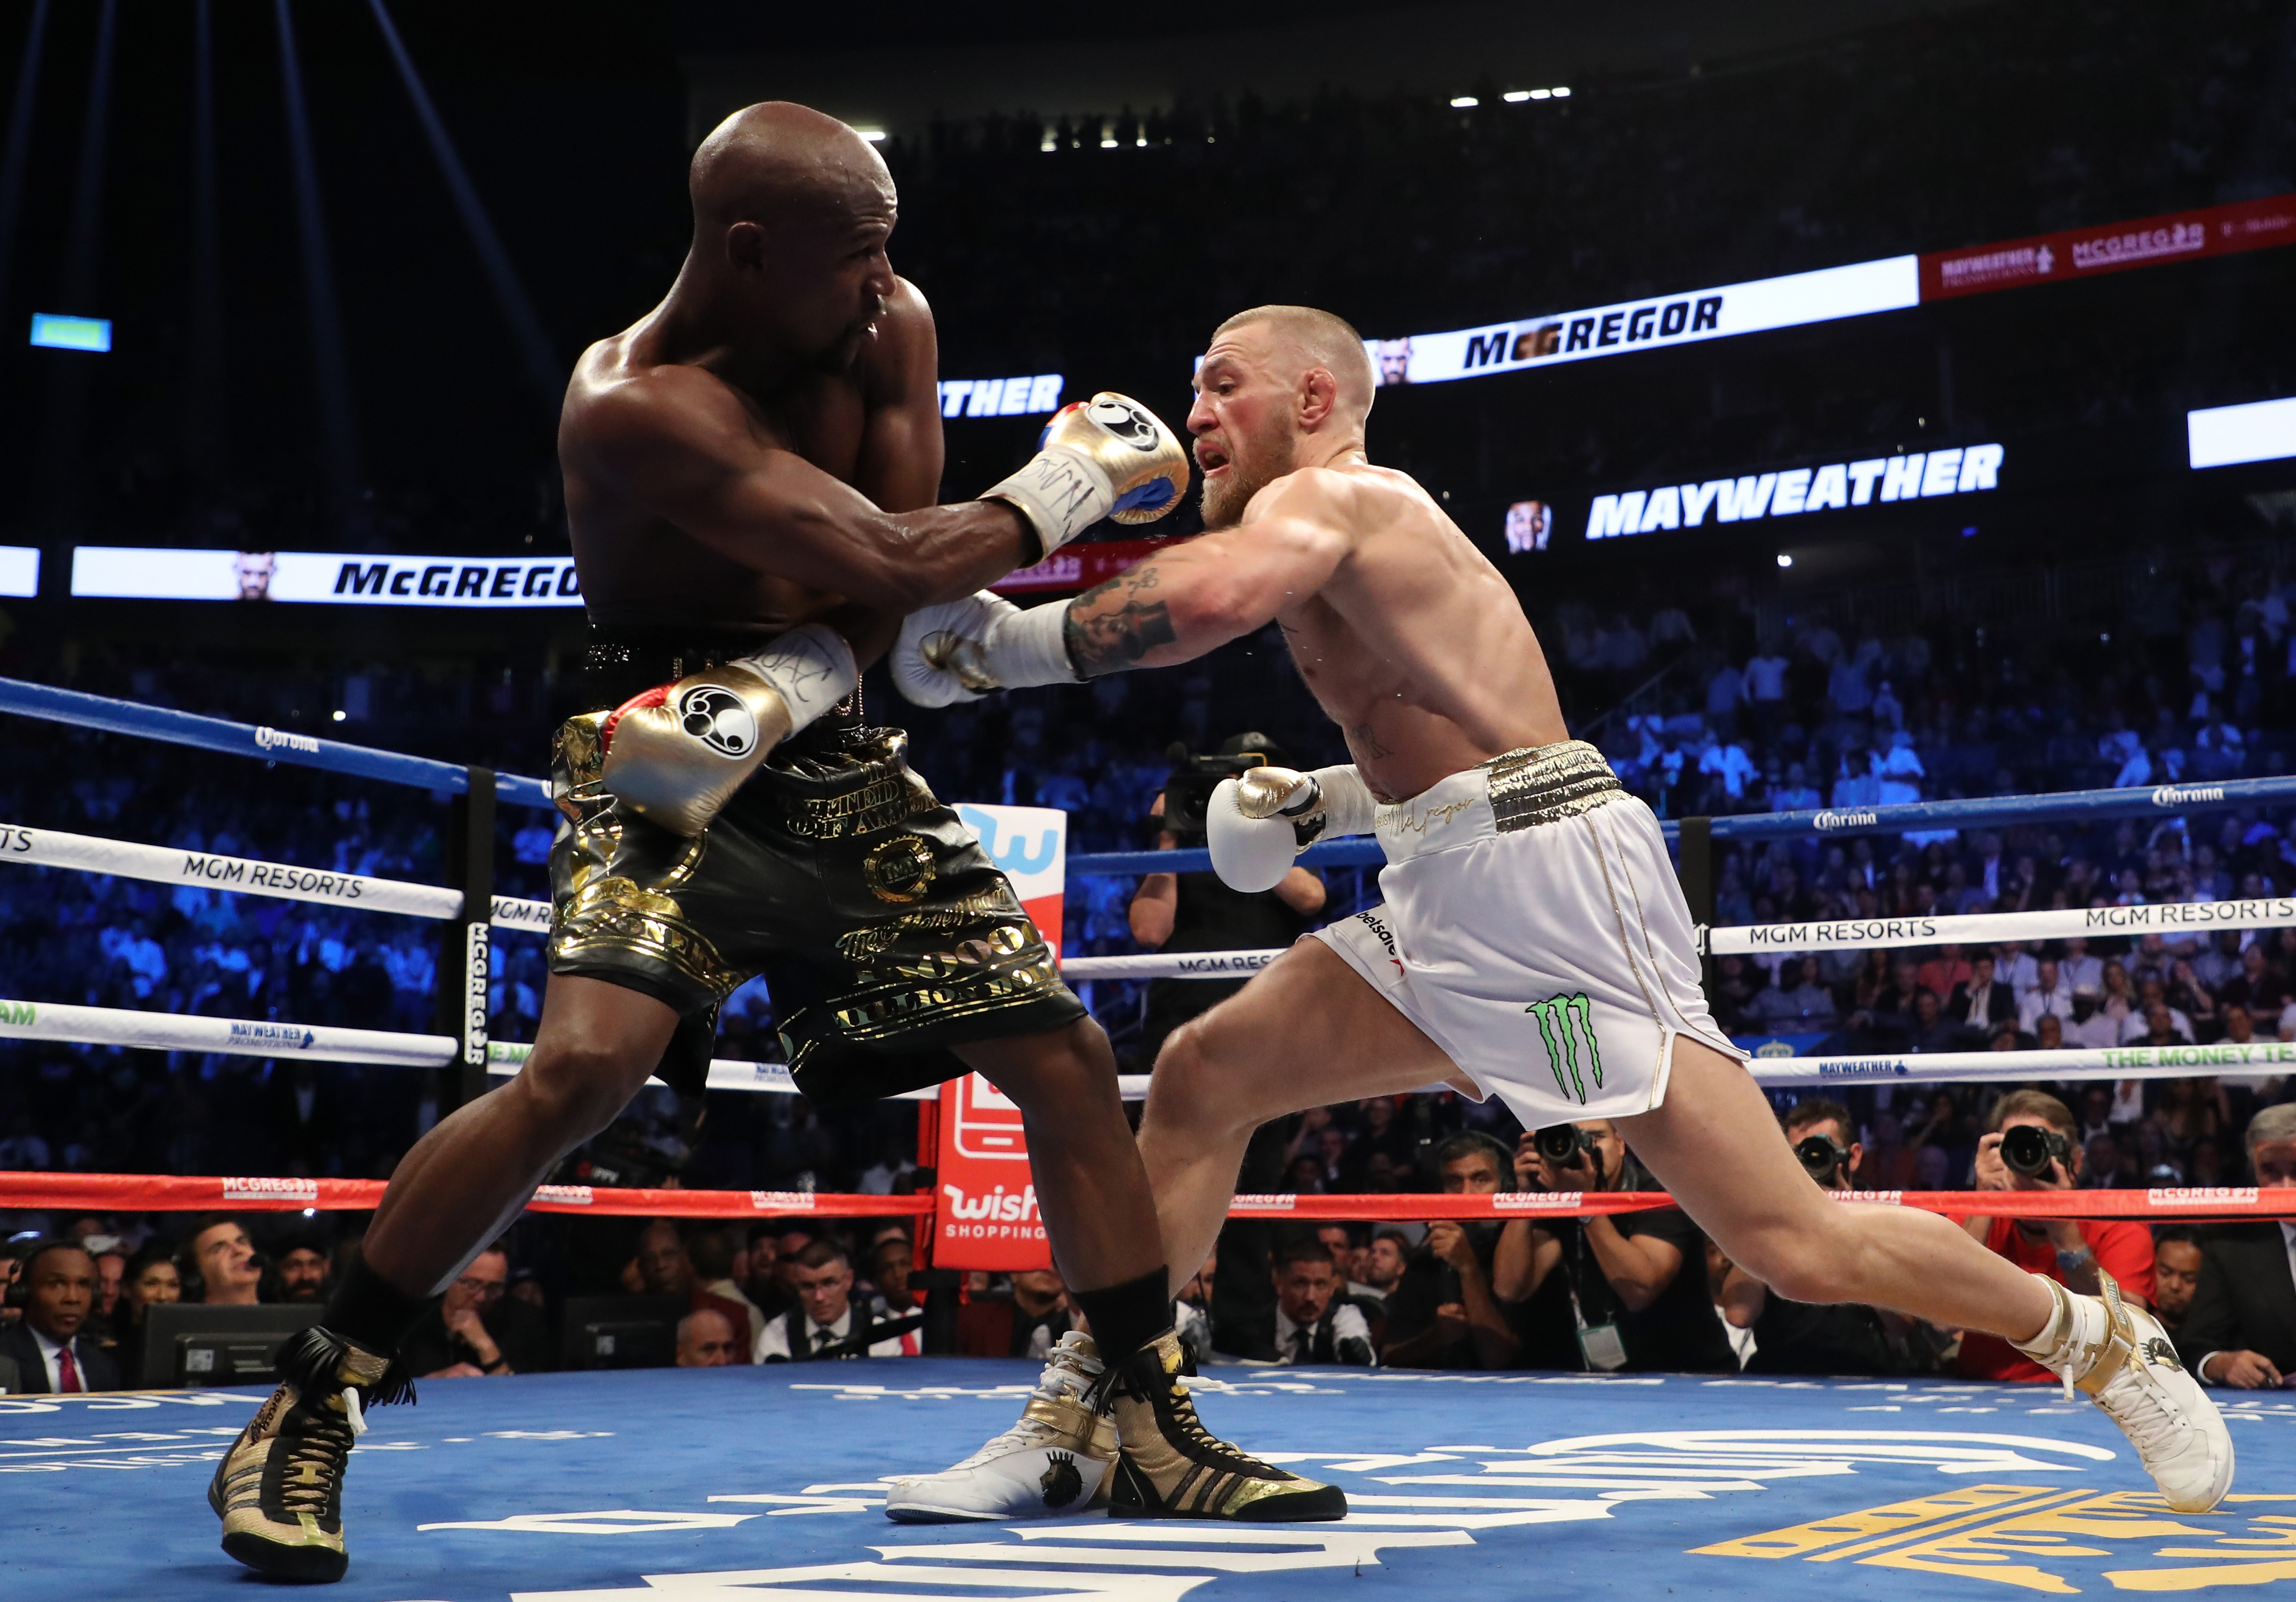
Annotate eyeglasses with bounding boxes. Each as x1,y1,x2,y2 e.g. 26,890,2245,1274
454,1275,507,1300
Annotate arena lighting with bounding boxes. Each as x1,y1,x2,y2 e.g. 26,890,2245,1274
1553,85,1571,96
1503,91,1531,102
28,312,109,351
1450,95,1479,107
0,545,38,597
1776,552,1793,567
2187,395,2296,468
856,128,887,142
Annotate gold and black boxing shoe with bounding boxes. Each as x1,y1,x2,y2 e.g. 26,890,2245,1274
208,1326,412,1583
1101,1330,1348,1521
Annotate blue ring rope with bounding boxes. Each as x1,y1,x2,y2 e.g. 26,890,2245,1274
0,675,554,809
1067,774,2296,876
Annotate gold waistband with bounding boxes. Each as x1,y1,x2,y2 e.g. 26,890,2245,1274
1483,739,1623,831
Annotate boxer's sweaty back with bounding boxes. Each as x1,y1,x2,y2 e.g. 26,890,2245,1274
1265,461,1571,802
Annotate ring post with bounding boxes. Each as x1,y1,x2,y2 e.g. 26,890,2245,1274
434,764,496,1108
1676,814,1715,995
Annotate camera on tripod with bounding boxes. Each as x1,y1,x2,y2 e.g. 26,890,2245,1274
2001,1123,2073,1180
1150,733,1291,846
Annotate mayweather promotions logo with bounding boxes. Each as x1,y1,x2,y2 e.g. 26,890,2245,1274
677,684,759,758
1086,396,1161,450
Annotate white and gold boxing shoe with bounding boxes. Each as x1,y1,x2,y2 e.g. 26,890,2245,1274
884,1331,1117,1522
2021,1273,2234,1513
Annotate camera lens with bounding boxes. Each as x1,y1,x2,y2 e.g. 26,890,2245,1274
1535,1125,1584,1164
2000,1123,2064,1178
1795,1135,1842,1182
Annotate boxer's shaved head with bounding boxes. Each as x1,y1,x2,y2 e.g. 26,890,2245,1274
683,102,898,369
1210,305,1376,424
1191,305,1375,528
690,101,893,232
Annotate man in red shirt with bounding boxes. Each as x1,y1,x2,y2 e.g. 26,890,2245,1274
1958,1089,2155,1382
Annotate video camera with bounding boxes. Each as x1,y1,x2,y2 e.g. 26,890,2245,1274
1149,733,1290,846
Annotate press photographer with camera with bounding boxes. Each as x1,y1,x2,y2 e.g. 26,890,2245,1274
1956,1089,2157,1383
1379,1134,1522,1369
1131,731,1328,1059
1717,1099,1933,1374
1133,731,1327,1351
1491,1120,1733,1373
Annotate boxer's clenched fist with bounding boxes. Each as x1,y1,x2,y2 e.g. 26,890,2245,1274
890,590,1077,708
1207,764,1378,892
599,623,856,835
981,392,1188,560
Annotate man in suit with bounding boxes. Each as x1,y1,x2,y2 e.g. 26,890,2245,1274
2184,1104,2296,1387
1,1240,123,1392
1948,956,2020,1039
1235,1237,1376,1366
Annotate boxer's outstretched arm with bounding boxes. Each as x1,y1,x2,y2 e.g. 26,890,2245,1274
1060,514,1349,677
569,361,1031,614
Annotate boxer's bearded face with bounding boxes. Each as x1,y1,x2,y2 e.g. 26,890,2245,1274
1197,419,1295,530
1191,337,1301,530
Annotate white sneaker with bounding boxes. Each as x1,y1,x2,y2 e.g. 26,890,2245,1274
884,1331,1118,1523
2024,1274,2235,1513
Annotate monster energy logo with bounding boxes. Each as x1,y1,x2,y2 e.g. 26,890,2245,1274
1526,992,1602,1103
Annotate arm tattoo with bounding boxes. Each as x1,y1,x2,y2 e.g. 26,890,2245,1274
1065,596,1177,677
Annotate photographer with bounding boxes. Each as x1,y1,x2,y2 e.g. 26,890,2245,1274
1492,1119,1733,1373
1132,731,1328,1060
1134,731,1327,1351
1956,1089,2156,1382
1718,1099,1932,1374
1380,1134,1520,1369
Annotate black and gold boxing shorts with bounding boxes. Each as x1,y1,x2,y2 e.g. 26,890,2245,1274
546,636,1084,1104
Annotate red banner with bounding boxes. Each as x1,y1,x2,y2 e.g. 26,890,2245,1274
989,537,1185,597
930,1075,1056,1271
4,1172,2288,1223
1920,192,2296,300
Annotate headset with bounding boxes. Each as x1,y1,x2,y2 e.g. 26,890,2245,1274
6,1239,86,1310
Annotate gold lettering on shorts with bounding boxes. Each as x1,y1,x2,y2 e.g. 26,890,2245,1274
863,834,939,904
1381,798,1476,837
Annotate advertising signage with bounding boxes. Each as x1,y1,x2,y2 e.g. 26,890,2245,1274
71,547,583,607
1368,257,1919,388
1529,443,2007,547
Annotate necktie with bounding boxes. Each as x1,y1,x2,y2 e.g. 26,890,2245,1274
1291,1327,1311,1365
57,1344,81,1393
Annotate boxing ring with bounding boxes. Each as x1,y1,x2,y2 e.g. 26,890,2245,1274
4,677,2296,1601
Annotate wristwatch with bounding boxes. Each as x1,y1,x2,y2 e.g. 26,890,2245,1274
2055,1243,2096,1273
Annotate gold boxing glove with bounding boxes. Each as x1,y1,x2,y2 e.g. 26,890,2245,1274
598,624,857,836
981,392,1189,559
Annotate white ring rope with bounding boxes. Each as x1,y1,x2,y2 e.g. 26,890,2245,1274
1,996,2283,1094
1064,894,2296,979
0,820,551,932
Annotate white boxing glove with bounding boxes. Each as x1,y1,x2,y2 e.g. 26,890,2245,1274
891,590,1078,708
1205,764,1379,893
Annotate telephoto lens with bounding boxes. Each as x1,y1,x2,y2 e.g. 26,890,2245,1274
1796,1134,1847,1185
2000,1122,2073,1179
1536,1124,1593,1164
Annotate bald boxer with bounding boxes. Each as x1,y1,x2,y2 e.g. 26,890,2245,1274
209,111,1332,1584
893,303,2233,1517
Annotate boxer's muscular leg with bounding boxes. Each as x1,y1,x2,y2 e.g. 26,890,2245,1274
1618,1040,2054,1341
957,1018,1163,1295
363,975,677,1296
1140,940,1459,1299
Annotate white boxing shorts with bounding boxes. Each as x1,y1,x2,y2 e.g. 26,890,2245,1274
1311,740,1745,1126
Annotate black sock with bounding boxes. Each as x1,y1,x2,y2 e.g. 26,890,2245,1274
321,1254,430,1357
1072,1266,1173,1365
